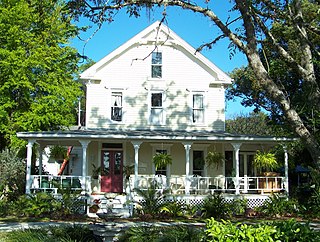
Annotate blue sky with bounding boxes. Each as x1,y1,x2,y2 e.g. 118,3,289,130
72,2,253,119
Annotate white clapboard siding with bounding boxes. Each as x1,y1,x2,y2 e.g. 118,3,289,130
83,22,231,131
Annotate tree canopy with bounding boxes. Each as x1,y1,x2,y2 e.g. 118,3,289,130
0,0,82,149
68,0,320,166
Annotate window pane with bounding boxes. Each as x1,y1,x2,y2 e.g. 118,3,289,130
193,94,203,108
152,66,162,78
152,52,162,64
150,108,163,124
193,109,204,123
151,52,162,78
111,92,122,121
151,93,162,107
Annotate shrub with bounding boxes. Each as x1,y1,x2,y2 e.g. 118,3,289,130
256,193,299,217
134,183,169,218
117,225,203,242
201,194,232,219
204,218,277,242
1,225,100,242
12,192,60,217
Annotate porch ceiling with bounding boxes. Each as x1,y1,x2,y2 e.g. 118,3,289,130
17,128,296,145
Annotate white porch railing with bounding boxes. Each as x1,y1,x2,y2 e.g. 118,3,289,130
131,175,286,195
30,175,91,194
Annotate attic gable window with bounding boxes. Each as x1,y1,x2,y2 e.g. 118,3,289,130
111,92,122,121
193,93,204,124
151,52,162,78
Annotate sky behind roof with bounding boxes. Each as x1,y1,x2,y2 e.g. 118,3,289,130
71,1,254,119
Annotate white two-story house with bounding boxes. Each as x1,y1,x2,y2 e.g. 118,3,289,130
18,21,293,207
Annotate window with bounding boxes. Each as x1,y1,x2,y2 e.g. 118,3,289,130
111,92,122,121
193,150,204,176
193,94,204,123
150,92,163,124
151,52,162,78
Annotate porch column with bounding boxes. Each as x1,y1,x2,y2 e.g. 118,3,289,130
283,145,289,194
131,141,142,189
183,142,192,195
26,139,36,194
231,143,242,195
80,140,91,192
38,144,45,176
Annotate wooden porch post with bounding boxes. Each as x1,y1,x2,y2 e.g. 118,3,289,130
26,139,35,194
79,140,91,191
131,141,142,189
183,142,192,195
231,143,242,195
283,145,289,194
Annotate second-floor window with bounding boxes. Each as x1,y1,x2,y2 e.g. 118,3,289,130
150,92,163,125
193,93,204,123
151,52,162,78
111,92,122,121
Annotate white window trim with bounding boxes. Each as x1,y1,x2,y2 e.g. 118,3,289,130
148,90,166,125
190,91,207,125
151,51,163,79
106,88,126,124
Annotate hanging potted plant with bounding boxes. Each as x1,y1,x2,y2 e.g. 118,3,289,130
253,150,279,176
50,145,68,163
205,151,224,168
153,153,172,170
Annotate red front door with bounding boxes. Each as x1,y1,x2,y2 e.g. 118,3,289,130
101,150,123,193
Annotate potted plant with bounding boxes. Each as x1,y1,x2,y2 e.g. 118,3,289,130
153,153,172,170
50,145,68,162
205,151,224,168
253,150,279,175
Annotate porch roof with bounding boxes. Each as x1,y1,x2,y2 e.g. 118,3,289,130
17,128,296,144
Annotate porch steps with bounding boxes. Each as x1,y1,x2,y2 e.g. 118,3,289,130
89,193,132,219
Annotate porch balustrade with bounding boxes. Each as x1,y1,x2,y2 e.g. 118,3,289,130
30,175,91,194
131,175,286,195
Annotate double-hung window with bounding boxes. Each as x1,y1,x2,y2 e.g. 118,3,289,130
111,92,122,122
151,52,162,78
150,92,163,125
192,93,204,123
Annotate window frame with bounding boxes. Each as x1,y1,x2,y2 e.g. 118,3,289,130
149,91,165,125
151,51,162,79
111,91,123,122
192,92,205,124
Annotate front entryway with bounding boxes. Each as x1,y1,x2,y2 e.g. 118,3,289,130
101,150,123,193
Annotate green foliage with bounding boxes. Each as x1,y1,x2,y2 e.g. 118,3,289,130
161,200,185,217
205,151,224,168
1,225,99,242
0,148,26,201
117,225,203,242
49,145,68,160
12,192,60,217
0,0,82,149
204,219,277,242
256,194,299,217
268,219,320,242
201,194,232,219
134,183,169,217
226,112,278,136
152,153,172,170
253,150,279,172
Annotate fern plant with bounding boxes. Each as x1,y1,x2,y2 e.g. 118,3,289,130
152,153,172,170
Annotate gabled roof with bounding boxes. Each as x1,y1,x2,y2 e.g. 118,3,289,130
80,21,232,84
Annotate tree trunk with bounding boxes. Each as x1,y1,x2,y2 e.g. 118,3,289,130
247,51,320,167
